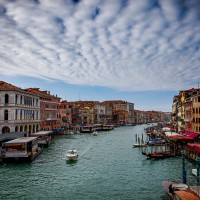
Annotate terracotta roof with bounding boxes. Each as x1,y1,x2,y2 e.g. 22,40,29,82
25,88,61,99
0,81,22,90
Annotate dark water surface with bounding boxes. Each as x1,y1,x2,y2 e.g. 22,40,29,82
0,125,198,200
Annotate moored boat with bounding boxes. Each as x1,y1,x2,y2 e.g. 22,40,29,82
133,143,147,148
80,125,94,133
31,131,53,147
3,137,43,162
146,151,173,159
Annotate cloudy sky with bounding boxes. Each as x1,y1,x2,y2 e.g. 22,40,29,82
0,0,200,111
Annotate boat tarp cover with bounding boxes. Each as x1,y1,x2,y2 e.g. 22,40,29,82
187,143,200,153
174,190,200,200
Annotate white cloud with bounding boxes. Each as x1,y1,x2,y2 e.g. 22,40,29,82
0,0,200,91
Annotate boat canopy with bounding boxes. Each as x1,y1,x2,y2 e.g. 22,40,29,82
187,143,200,153
0,132,27,142
31,131,53,136
4,137,38,145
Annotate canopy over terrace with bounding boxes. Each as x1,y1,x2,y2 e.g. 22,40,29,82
167,131,199,141
187,143,200,153
167,135,194,141
183,131,199,139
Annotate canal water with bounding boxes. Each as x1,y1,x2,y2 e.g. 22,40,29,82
0,125,198,200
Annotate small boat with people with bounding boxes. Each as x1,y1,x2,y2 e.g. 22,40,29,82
162,180,200,200
66,150,78,161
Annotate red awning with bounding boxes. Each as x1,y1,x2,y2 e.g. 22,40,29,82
187,143,200,153
184,131,199,139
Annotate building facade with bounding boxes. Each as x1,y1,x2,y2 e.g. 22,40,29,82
0,81,40,135
25,88,61,131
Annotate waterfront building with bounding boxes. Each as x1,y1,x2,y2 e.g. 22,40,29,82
80,106,94,124
192,93,200,133
58,101,72,128
101,102,113,125
172,95,179,131
101,100,135,125
178,89,199,131
134,110,144,124
0,81,40,135
25,88,61,131
185,95,193,132
172,88,200,132
94,103,106,124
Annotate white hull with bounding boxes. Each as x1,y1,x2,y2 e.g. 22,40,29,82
192,169,199,176
92,131,98,136
66,154,78,161
66,150,78,161
133,143,147,148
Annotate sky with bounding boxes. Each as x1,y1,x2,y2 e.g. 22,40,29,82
0,0,200,112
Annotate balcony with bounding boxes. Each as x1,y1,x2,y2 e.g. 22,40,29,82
44,108,57,111
46,118,57,121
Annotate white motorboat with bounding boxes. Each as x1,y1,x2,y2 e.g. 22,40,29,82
92,130,98,136
66,150,78,161
192,168,200,176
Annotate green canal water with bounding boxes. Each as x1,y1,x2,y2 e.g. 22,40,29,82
0,125,198,200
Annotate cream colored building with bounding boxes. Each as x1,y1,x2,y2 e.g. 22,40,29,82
0,81,40,135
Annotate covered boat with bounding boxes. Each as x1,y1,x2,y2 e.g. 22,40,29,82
3,137,43,162
31,131,53,147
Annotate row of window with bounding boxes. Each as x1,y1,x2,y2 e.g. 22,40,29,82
15,109,39,120
193,107,200,114
195,126,200,132
194,118,200,123
3,94,39,106
3,109,39,121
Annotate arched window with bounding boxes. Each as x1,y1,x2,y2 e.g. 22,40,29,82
2,126,10,133
5,94,9,104
4,110,8,120
15,126,19,132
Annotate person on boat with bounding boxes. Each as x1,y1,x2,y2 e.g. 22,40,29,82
168,183,174,193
